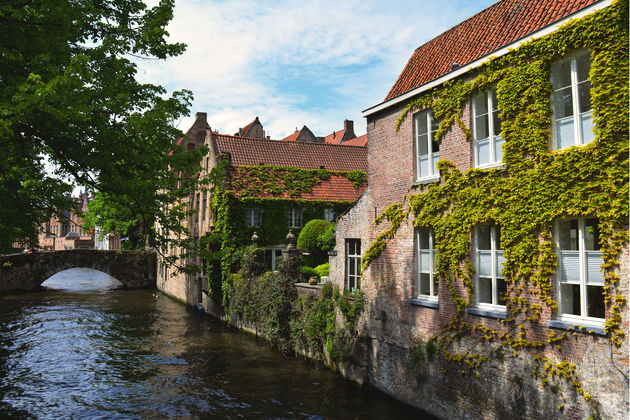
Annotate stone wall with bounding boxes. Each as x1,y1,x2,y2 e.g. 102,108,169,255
0,249,156,292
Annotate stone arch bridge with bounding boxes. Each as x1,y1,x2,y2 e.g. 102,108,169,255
0,249,156,293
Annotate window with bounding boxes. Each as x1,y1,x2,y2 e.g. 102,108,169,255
472,88,504,167
265,247,284,272
552,51,593,150
287,207,303,228
416,227,438,299
201,193,207,221
555,218,605,323
246,207,262,227
474,224,506,309
414,110,440,180
324,207,336,223
345,239,361,292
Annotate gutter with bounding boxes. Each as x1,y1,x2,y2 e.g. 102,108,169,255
362,0,612,118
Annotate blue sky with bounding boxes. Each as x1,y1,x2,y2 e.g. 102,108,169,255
137,0,497,139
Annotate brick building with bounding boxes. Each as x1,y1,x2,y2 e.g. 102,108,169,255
329,0,628,418
157,113,368,306
39,192,94,250
281,119,367,146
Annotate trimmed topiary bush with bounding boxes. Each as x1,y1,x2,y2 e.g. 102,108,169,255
314,262,329,278
297,219,333,265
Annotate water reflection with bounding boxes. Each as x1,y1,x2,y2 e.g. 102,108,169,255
0,274,434,419
41,268,124,291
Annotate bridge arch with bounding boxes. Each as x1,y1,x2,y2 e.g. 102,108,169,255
0,250,156,293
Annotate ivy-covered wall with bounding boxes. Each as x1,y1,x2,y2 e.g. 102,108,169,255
202,156,366,303
350,1,628,419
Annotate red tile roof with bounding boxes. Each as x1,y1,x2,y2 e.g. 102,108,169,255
230,170,365,202
324,129,345,144
280,130,302,142
212,134,367,172
340,134,367,147
385,0,602,101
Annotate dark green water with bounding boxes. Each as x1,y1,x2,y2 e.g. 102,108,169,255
0,269,434,419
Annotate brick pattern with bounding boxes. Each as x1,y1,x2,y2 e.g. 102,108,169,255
332,93,628,419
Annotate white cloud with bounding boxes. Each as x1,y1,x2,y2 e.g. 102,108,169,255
136,0,495,138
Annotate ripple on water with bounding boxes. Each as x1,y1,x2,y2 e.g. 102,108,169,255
0,277,435,419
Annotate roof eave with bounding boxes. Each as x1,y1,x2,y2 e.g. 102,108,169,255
362,0,612,118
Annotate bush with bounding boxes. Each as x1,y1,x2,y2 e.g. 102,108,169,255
241,246,266,278
321,281,333,299
297,219,333,265
314,262,329,278
317,224,336,252
300,266,319,282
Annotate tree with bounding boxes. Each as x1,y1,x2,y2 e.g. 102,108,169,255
0,0,205,255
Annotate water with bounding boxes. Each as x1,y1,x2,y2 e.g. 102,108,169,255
0,269,434,419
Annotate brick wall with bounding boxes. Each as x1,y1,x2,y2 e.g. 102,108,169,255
331,96,629,419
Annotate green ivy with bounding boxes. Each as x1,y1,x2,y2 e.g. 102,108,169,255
202,156,362,305
366,0,628,408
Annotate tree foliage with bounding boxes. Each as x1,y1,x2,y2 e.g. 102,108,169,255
0,0,206,255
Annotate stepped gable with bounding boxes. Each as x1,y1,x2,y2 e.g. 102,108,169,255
386,0,601,101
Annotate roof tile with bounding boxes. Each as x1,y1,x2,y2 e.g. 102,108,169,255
385,0,600,101
212,134,367,172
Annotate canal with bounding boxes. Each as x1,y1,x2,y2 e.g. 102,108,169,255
0,268,434,419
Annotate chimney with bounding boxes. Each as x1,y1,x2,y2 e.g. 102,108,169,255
195,112,207,123
343,119,356,139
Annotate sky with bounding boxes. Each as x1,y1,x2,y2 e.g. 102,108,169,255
136,0,497,139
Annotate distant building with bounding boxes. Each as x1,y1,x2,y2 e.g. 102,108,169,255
157,113,368,306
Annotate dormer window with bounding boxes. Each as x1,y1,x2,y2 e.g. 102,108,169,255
551,51,594,150
414,110,440,181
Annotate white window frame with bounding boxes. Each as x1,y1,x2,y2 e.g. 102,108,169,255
245,207,262,227
474,224,506,310
345,239,361,292
555,218,605,326
551,51,594,150
472,88,504,168
324,207,336,223
416,227,437,300
287,207,303,228
414,109,440,181
266,246,284,272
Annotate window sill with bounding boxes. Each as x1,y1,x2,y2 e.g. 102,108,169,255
413,175,440,187
474,162,505,171
547,319,606,336
466,307,508,319
410,298,439,309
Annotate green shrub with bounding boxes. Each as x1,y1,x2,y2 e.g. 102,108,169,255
314,262,329,278
317,224,336,252
321,281,333,299
241,246,266,278
297,219,333,265
300,266,319,281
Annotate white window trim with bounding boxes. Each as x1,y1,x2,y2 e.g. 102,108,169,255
416,227,438,301
551,51,593,150
266,246,284,272
288,207,303,228
324,207,336,223
473,89,504,169
345,239,361,292
554,218,605,326
246,207,262,227
414,110,440,182
474,225,506,311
